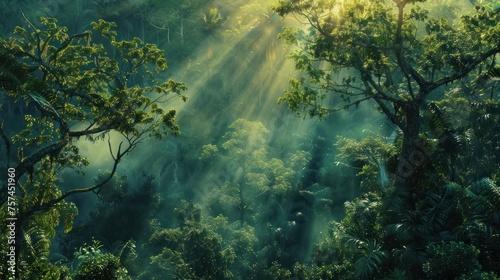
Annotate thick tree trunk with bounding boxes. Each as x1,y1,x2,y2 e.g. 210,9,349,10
396,102,422,189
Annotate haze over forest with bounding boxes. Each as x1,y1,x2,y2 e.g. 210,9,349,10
0,0,499,279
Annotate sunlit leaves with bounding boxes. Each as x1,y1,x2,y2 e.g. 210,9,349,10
420,6,499,77
408,6,429,22
12,115,54,145
335,135,397,190
274,0,400,116
462,5,500,45
54,145,90,174
279,77,330,118
221,119,269,159
277,26,300,45
7,16,186,144
91,19,117,41
200,144,219,161
201,8,223,34
201,119,307,226
275,0,499,132
23,226,51,262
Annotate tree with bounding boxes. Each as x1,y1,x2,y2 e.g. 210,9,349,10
0,15,186,277
273,0,499,189
200,119,306,227
144,0,204,44
141,201,233,280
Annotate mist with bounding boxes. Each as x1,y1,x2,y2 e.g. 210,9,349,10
2,0,498,279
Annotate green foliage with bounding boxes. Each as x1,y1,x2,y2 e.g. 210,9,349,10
456,178,500,263
141,202,233,280
23,226,51,262
20,158,79,237
265,261,292,279
74,253,130,280
1,1,499,279
273,0,498,116
335,135,397,190
202,119,308,226
201,8,223,34
199,143,218,161
20,260,71,280
274,0,500,193
202,215,259,279
1,14,186,278
174,199,202,227
77,174,163,248
4,15,186,145
423,241,481,279
0,50,33,91
432,91,500,183
72,239,132,280
93,170,129,203
355,240,388,279
383,268,408,280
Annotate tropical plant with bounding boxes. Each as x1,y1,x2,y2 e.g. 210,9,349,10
354,239,388,280
201,8,223,34
423,241,481,279
335,135,398,191
71,238,135,279
455,178,500,273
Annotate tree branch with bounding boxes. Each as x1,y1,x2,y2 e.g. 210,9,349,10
425,45,500,97
68,123,117,138
18,137,132,219
49,33,90,63
21,12,42,60
363,80,403,128
392,0,429,93
14,139,68,180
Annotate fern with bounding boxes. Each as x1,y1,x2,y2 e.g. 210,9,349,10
392,242,426,268
0,50,32,91
457,178,500,249
23,226,51,262
474,65,500,89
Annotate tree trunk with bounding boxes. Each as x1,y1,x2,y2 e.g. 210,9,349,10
396,102,422,189
239,181,245,227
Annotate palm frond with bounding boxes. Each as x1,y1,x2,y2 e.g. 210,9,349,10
392,242,426,267
23,226,51,262
474,66,500,88
27,92,60,118
467,178,500,224
354,240,388,280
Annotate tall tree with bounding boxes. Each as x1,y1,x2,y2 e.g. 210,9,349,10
273,0,499,188
0,16,186,277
